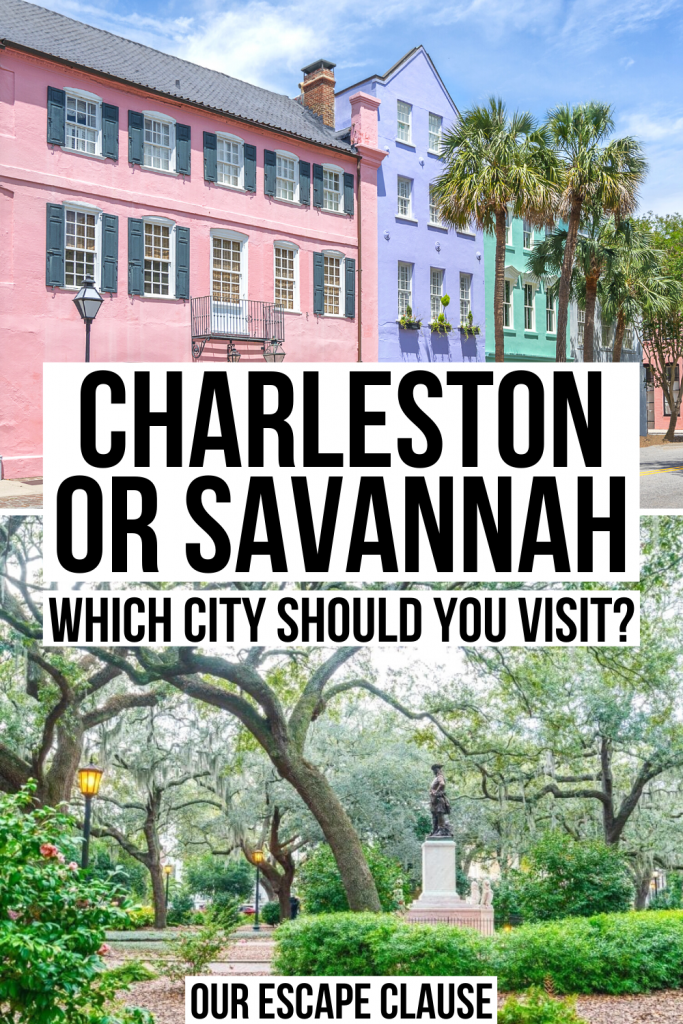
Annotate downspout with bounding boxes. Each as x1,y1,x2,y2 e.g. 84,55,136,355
357,155,362,362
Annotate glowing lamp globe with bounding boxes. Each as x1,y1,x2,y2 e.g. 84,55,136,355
252,849,265,865
78,763,103,797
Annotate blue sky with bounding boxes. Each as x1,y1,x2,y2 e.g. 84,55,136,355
40,0,683,214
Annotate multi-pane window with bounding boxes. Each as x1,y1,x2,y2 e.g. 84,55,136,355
212,237,242,303
430,268,444,320
577,308,585,344
523,220,533,249
428,113,442,152
65,95,99,154
546,290,556,332
397,177,412,217
323,168,341,211
144,222,171,295
503,280,512,327
397,100,412,143
524,284,534,329
429,186,440,225
459,273,471,322
506,211,513,245
276,154,297,201
398,262,412,315
324,255,341,315
624,327,634,349
65,209,96,287
144,117,172,171
217,138,242,187
274,245,296,310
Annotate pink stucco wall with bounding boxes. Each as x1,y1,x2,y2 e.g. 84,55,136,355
0,50,381,478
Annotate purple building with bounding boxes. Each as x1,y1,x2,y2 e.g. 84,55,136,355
336,47,485,362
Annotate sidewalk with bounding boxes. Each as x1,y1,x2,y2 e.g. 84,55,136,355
0,478,43,510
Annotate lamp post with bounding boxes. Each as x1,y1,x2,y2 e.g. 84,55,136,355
252,849,265,931
262,339,285,362
77,763,103,869
226,343,241,362
164,864,173,908
72,274,104,362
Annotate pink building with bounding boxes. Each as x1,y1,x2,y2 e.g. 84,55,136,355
0,0,385,479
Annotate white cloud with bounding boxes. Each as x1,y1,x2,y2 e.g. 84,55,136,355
622,111,683,142
620,56,635,68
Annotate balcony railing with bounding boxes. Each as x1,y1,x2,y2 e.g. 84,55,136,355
191,297,286,360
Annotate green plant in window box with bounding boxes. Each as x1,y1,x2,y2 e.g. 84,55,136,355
398,305,423,330
460,310,482,337
429,294,453,334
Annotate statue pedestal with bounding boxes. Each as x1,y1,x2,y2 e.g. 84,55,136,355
406,839,494,936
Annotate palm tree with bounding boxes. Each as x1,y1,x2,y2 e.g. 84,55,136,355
431,97,559,362
600,222,681,362
547,102,647,362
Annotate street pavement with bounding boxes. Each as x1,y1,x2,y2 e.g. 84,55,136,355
0,478,43,509
641,445,683,509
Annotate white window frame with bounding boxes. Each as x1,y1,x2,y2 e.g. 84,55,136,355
142,216,176,298
216,132,245,190
523,220,533,249
428,112,443,153
63,201,102,290
397,100,412,144
430,267,444,321
211,228,248,305
322,164,343,213
524,282,535,330
273,241,299,313
506,210,513,245
459,272,471,323
397,176,412,219
546,289,556,334
624,326,634,349
321,248,345,317
275,150,299,203
503,279,512,328
63,87,103,158
398,261,412,317
142,110,176,174
577,307,585,344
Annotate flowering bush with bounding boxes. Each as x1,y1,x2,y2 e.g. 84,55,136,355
0,786,153,1023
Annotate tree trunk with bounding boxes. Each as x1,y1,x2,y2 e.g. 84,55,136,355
582,271,600,364
39,722,84,807
149,860,167,929
634,867,653,911
278,754,381,912
612,309,626,363
664,369,682,442
494,209,507,363
556,197,582,362
144,793,167,928
277,877,293,921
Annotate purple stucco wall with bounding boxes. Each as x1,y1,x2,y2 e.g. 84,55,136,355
336,48,485,362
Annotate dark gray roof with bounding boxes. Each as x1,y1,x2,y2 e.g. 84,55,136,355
0,0,355,153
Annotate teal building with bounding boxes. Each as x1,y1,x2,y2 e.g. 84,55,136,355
483,216,571,361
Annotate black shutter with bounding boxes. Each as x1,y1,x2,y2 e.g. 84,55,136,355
299,161,311,205
128,217,144,295
102,104,119,159
344,257,356,317
128,111,144,165
47,87,65,146
244,144,256,192
343,172,354,215
313,252,324,315
203,132,217,182
176,226,190,300
312,164,323,207
101,214,118,293
176,123,191,175
46,203,65,287
264,149,276,196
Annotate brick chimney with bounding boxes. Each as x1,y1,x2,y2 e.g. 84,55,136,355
300,59,336,128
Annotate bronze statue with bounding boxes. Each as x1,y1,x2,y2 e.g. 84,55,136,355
429,763,453,837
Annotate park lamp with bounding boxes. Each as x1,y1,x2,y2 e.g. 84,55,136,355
226,343,241,363
252,848,265,865
164,864,173,876
78,763,103,798
72,274,104,323
263,339,285,363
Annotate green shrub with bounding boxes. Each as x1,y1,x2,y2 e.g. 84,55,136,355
206,892,242,929
185,854,253,900
648,874,682,910
274,908,683,995
161,923,228,983
493,875,524,928
499,989,586,1023
0,786,153,1023
89,845,149,900
298,845,411,914
167,886,195,925
119,905,156,930
260,901,282,926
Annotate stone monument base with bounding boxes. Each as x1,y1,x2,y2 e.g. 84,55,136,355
405,838,494,937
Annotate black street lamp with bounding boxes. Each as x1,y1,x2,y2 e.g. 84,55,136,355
164,864,173,908
72,274,104,362
78,763,103,869
226,344,241,362
252,849,265,931
262,339,285,362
